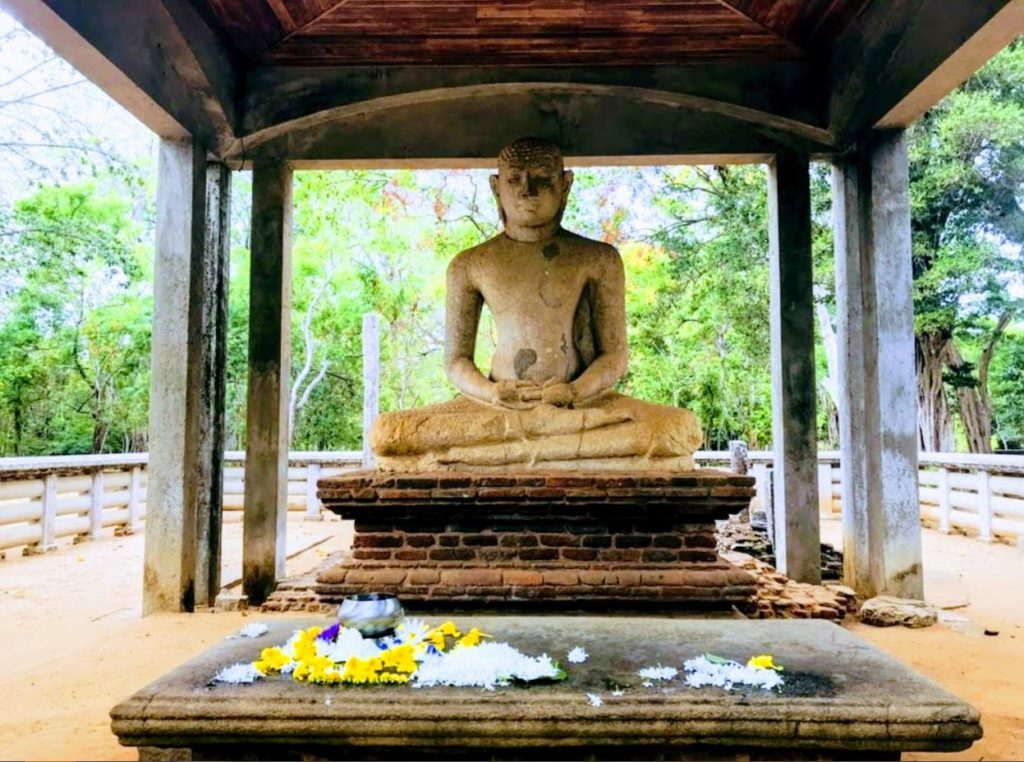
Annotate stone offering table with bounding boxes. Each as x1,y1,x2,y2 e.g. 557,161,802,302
315,470,757,609
110,617,981,760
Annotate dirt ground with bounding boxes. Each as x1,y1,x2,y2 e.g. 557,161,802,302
0,516,1021,761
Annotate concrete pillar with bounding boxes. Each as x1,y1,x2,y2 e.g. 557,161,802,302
362,312,381,469
243,159,293,605
767,150,822,584
832,129,923,600
144,140,231,614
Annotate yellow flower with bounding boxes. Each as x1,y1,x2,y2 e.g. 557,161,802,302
427,629,447,652
341,656,384,685
747,654,783,671
253,647,291,674
456,628,491,648
291,626,324,663
381,644,418,674
436,621,461,638
377,671,410,684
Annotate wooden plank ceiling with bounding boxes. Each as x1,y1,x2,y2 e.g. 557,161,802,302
202,0,870,67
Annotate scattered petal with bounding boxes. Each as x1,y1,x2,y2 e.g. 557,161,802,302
567,647,588,664
228,623,269,639
586,693,603,707
642,680,654,688
611,689,625,697
212,663,263,684
638,665,678,681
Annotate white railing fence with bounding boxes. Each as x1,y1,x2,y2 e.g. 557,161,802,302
1,450,1022,555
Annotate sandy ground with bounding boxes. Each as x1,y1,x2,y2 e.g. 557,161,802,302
0,516,1021,761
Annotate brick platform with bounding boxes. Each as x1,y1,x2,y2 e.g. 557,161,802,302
316,470,757,609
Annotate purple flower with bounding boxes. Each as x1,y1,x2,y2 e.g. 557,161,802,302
317,623,341,643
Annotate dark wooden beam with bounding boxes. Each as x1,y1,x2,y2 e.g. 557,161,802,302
2,0,240,151
229,88,835,168
238,62,831,154
828,0,1022,147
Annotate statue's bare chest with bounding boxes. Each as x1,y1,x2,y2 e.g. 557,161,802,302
474,241,592,315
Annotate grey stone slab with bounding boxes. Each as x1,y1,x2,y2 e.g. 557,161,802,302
111,617,980,758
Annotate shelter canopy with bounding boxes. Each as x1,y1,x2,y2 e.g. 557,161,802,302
6,0,1022,166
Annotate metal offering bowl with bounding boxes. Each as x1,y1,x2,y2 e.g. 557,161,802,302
338,593,404,638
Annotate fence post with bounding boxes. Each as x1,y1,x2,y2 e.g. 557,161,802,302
817,462,833,515
752,463,769,513
977,469,993,542
80,470,105,541
24,474,59,555
362,312,381,469
305,463,322,521
728,440,748,474
127,466,143,532
937,467,951,534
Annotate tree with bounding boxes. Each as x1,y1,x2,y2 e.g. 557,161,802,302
909,41,1024,452
0,180,151,454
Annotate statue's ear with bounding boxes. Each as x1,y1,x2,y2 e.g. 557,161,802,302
489,174,500,197
562,169,575,197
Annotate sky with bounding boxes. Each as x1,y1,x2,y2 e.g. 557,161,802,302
0,11,155,203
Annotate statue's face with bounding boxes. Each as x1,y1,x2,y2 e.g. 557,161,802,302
490,163,574,229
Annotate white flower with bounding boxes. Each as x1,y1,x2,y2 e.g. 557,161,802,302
412,641,561,690
227,623,269,639
567,647,588,664
394,618,431,647
638,665,678,681
586,693,603,707
641,680,653,688
318,627,384,663
212,663,263,684
682,656,784,692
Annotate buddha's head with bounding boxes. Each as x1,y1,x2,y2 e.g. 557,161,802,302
490,137,574,237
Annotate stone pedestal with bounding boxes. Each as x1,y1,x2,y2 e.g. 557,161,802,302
110,617,982,760
316,470,756,609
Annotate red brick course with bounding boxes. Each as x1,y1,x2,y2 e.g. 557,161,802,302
314,469,756,610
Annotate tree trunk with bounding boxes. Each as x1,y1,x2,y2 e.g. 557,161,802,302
915,331,954,451
948,312,1013,454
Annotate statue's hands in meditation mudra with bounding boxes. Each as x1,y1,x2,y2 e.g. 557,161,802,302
370,137,702,471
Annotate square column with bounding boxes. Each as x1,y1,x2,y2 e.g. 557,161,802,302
144,140,231,614
243,159,293,604
767,150,822,584
832,130,923,600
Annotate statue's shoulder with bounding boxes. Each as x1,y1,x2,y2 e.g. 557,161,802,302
558,230,622,264
448,234,504,270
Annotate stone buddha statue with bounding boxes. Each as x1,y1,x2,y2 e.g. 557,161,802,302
370,137,702,471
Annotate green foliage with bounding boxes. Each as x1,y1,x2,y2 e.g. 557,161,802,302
0,180,151,454
3,47,1024,457
991,330,1024,449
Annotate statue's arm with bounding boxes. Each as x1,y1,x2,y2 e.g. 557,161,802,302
570,248,628,402
444,254,496,404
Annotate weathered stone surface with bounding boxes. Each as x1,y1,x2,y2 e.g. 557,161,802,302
111,617,981,759
858,596,937,629
369,138,701,472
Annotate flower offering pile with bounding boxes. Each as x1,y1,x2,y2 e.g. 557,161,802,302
681,653,785,691
213,619,566,690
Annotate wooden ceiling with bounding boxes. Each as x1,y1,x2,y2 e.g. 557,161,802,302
201,0,871,67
